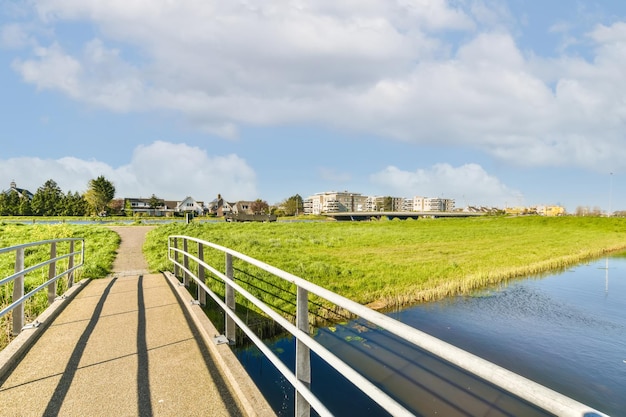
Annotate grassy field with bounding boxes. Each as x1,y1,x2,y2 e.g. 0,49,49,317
144,216,626,316
0,223,119,349
3,216,626,347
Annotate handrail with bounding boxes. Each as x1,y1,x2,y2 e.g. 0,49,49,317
168,235,608,417
0,238,85,335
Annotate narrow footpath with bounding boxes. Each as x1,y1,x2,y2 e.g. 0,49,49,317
0,226,246,417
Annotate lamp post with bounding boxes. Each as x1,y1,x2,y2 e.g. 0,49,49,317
609,172,613,217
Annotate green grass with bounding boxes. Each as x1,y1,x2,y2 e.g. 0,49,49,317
144,216,626,319
1,224,119,349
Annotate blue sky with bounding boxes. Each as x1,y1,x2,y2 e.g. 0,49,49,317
1,1,626,213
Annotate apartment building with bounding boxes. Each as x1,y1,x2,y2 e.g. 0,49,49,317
366,196,404,211
304,191,368,214
411,196,455,212
304,191,455,214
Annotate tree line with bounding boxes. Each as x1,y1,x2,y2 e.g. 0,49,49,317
0,176,115,216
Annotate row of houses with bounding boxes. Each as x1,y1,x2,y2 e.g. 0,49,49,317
303,191,455,215
125,194,258,217
1,182,261,217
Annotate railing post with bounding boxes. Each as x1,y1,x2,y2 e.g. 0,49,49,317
197,242,206,305
173,238,179,278
68,240,75,288
12,248,25,335
48,242,57,305
225,253,236,342
295,286,311,417
183,238,189,287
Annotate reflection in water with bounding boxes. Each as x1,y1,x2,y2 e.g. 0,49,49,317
236,256,626,417
605,257,609,294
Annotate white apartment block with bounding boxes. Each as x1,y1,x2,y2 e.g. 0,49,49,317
304,192,455,214
366,196,404,211
412,196,455,212
304,191,368,214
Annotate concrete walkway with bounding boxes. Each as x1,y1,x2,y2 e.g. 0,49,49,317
0,226,257,417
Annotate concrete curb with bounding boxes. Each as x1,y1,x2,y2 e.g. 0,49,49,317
163,271,276,417
0,278,91,380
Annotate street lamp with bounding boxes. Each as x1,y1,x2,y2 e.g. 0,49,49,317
609,172,613,217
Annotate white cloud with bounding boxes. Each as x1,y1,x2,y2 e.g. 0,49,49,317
370,163,523,207
8,1,626,173
0,23,31,48
0,141,257,202
12,39,144,111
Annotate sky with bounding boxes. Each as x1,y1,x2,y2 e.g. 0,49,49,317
1,1,626,213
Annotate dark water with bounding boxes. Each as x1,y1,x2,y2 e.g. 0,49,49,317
235,256,626,416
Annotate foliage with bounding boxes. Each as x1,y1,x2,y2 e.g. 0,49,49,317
281,194,304,216
59,191,88,216
31,179,63,216
84,176,116,215
1,180,87,216
251,199,269,214
144,217,626,316
149,194,163,209
109,198,125,215
384,196,393,211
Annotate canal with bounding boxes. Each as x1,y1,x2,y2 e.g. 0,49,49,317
235,255,625,416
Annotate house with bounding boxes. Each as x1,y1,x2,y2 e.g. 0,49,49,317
175,196,207,216
207,194,233,216
231,201,256,215
123,197,174,216
2,181,34,200
123,196,206,216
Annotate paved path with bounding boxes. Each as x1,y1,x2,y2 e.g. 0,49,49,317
0,226,246,417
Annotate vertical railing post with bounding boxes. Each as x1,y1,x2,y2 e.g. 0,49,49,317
183,238,189,287
173,238,179,278
197,243,206,305
225,253,235,342
295,286,311,417
48,242,57,305
12,248,25,335
68,240,75,288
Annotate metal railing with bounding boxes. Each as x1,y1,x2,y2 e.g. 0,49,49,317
1,238,85,335
168,235,607,417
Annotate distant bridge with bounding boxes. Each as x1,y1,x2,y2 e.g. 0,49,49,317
324,210,486,221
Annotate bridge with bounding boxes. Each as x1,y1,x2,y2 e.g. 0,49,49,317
0,227,609,416
324,211,486,221
0,227,271,417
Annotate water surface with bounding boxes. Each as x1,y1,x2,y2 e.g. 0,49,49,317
236,256,626,416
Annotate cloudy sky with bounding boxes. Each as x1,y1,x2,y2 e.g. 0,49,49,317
1,1,625,212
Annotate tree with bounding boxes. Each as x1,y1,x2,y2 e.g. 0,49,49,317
283,194,304,216
251,199,269,214
383,196,393,211
18,197,33,216
85,176,115,215
60,191,87,216
109,198,125,216
148,194,162,210
124,199,133,216
0,193,10,215
31,179,63,216
0,191,20,215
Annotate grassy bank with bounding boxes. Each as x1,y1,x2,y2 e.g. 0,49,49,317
1,224,119,349
145,216,626,314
